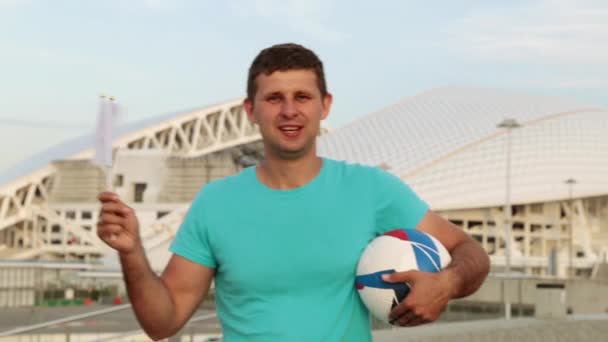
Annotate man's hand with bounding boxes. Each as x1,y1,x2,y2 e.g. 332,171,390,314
382,269,457,326
383,211,490,327
97,191,142,255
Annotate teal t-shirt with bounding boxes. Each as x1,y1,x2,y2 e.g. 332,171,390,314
170,158,428,341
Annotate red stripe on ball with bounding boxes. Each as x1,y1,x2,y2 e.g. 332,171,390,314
383,229,409,241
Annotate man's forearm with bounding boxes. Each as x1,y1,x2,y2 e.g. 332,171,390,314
444,239,490,299
120,247,176,339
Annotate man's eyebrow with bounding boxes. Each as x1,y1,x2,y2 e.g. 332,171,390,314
261,91,282,97
295,90,313,95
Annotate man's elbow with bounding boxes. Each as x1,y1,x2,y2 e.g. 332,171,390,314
147,332,167,342
468,234,491,276
145,325,181,341
147,331,176,341
466,238,491,293
474,247,491,290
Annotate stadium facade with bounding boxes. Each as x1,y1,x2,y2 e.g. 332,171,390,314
1,86,606,280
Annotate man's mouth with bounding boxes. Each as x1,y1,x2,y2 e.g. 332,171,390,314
278,125,303,138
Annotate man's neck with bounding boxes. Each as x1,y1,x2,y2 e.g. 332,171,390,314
256,152,323,190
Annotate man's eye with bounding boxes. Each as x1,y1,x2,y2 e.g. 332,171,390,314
267,96,281,103
296,95,311,102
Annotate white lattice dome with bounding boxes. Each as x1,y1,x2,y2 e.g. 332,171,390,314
318,86,608,210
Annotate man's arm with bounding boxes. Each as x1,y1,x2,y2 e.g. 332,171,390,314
383,211,490,326
121,252,214,340
417,211,490,298
98,192,215,340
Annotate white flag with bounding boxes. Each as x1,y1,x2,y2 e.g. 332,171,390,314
93,95,115,167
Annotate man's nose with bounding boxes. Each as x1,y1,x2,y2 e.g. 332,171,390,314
280,99,298,118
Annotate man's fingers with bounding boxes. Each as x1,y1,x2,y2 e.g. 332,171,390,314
100,202,130,216
383,271,419,321
97,223,123,237
121,206,134,217
98,213,124,225
100,232,121,245
393,310,416,326
389,298,411,320
382,270,419,283
403,316,427,327
98,191,122,203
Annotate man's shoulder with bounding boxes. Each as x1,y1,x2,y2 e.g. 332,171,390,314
323,157,384,180
195,167,252,201
323,158,408,197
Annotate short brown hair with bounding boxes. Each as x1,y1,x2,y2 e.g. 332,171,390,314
247,43,327,101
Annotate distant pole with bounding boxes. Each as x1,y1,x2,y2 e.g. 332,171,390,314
565,178,577,278
497,118,521,320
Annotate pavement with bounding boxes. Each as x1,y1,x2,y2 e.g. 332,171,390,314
1,305,607,342
0,304,221,338
373,315,608,342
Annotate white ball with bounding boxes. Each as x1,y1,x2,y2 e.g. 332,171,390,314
355,229,451,323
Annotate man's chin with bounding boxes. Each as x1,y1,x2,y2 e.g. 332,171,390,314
272,145,313,160
277,149,308,160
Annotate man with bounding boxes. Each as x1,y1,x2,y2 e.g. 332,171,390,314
97,43,490,341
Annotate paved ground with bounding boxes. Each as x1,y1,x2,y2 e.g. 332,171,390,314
373,315,608,342
0,304,221,337
1,305,606,341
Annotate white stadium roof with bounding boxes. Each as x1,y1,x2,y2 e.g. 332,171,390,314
318,86,608,210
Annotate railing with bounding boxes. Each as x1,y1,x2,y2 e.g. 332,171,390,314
0,303,219,341
0,304,132,337
93,312,218,342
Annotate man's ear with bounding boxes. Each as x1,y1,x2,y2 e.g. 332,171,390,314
243,98,256,124
321,93,333,120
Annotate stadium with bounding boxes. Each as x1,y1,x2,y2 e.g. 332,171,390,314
0,86,607,287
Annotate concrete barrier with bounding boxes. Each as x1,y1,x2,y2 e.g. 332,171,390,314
535,283,566,318
456,275,608,314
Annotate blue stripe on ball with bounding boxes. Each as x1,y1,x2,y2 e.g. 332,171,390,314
356,270,411,307
355,269,409,292
405,229,441,272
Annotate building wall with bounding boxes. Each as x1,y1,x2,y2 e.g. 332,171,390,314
112,149,170,204
439,195,608,277
0,267,36,307
49,160,105,203
463,276,608,314
159,151,239,203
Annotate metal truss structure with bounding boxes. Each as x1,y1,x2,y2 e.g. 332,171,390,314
0,99,262,261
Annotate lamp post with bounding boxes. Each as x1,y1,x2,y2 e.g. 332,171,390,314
565,178,577,278
497,118,521,320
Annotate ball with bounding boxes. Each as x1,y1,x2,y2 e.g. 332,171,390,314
355,228,451,323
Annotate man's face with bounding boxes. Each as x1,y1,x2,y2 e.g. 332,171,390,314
244,69,332,160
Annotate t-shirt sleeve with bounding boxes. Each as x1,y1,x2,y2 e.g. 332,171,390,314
169,189,217,268
373,168,429,234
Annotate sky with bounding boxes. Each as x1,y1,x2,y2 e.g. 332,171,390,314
0,0,607,171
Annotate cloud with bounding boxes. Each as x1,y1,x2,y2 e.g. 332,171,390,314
228,0,348,42
447,0,608,65
0,0,29,8
141,0,173,9
0,41,96,66
524,77,608,90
